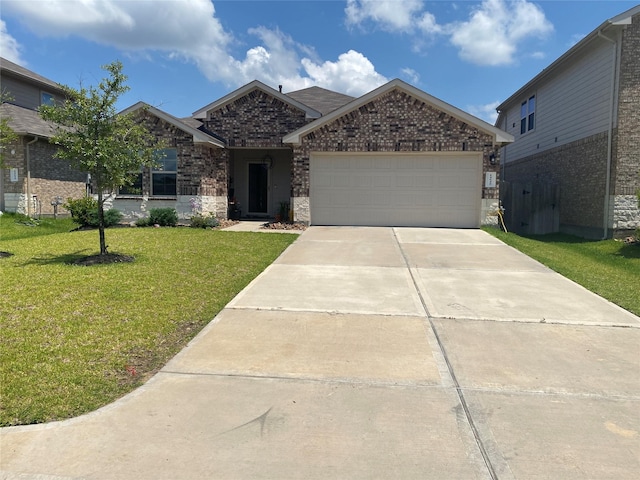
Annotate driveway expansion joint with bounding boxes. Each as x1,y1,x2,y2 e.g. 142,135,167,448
392,228,501,480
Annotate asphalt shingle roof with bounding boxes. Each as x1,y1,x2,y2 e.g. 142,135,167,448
0,102,58,138
285,86,354,115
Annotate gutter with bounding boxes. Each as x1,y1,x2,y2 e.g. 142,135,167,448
25,136,38,217
597,29,619,239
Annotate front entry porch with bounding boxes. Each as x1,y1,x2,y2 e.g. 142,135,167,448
228,148,292,219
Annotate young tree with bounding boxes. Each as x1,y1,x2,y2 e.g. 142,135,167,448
40,61,160,255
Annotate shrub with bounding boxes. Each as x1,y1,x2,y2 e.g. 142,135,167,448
149,208,178,227
190,214,219,229
135,217,150,227
64,197,122,228
64,197,98,227
100,209,123,228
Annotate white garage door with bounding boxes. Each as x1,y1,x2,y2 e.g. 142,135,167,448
310,153,482,227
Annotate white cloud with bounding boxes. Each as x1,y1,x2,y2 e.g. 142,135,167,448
2,0,228,51
302,50,388,96
467,100,501,124
1,0,387,97
0,19,25,65
345,0,427,32
346,0,553,67
446,0,553,66
401,67,420,84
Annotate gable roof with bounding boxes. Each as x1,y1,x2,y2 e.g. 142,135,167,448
121,102,226,148
0,102,58,138
0,57,64,94
192,80,322,120
496,4,640,116
283,78,514,146
286,86,354,115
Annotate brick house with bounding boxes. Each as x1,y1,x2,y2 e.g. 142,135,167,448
0,57,86,216
496,5,640,238
1,56,513,227
118,79,513,227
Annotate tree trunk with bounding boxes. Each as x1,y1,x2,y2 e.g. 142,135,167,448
97,190,107,255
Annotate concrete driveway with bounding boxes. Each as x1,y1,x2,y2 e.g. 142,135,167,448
2,227,639,479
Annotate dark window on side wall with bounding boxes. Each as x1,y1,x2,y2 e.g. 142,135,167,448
41,92,55,106
520,95,535,134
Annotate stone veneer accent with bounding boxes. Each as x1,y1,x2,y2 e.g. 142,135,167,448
291,196,310,224
104,194,227,221
613,195,640,232
289,89,500,224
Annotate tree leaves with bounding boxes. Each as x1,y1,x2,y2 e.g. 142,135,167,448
39,61,162,255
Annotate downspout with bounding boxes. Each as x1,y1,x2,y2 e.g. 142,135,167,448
597,28,618,239
25,136,38,217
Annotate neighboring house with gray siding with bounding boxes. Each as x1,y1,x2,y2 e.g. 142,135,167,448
0,57,86,216
496,5,640,238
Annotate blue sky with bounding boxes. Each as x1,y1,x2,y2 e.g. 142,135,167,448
1,1,637,123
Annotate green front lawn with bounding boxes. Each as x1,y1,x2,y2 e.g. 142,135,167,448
0,221,297,426
484,228,640,316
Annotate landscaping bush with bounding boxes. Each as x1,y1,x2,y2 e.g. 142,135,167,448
64,197,122,228
149,208,178,227
100,209,123,227
135,217,150,227
190,214,219,229
64,197,98,227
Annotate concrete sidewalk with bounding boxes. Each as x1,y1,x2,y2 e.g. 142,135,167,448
2,227,639,479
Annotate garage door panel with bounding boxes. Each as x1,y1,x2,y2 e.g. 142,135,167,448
310,153,481,227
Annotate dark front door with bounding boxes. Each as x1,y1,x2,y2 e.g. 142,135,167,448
248,163,269,214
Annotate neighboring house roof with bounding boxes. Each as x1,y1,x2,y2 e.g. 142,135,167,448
283,78,514,146
191,80,322,120
0,57,64,94
121,102,226,148
496,4,640,117
286,86,354,115
0,102,58,138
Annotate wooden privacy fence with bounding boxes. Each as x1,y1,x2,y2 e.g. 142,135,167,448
501,181,560,235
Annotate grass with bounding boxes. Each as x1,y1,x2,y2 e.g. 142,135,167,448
0,213,77,241
0,218,297,426
484,227,640,316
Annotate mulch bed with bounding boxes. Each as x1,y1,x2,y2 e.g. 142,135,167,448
261,222,308,231
215,219,240,229
71,253,135,266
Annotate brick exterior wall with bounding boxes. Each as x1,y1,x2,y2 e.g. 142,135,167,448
291,89,499,200
502,132,608,235
203,88,310,148
1,136,86,215
613,12,640,197
135,112,227,198
113,111,228,219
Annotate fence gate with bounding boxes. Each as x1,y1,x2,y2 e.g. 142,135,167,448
501,181,560,235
